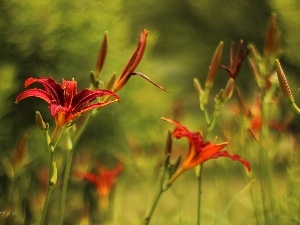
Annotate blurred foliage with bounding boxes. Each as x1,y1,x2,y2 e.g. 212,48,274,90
1,0,300,167
1,0,300,224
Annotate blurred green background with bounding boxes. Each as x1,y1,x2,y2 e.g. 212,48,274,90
2,1,300,224
1,0,300,165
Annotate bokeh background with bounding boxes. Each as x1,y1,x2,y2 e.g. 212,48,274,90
1,0,300,151
1,0,300,224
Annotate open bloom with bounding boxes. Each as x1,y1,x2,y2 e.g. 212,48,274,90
161,117,251,184
16,77,119,128
75,163,124,209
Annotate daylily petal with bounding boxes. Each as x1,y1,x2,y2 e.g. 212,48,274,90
187,142,228,168
16,88,53,104
50,104,69,118
66,99,119,123
161,117,201,144
212,151,251,172
161,117,190,137
62,79,77,107
24,77,64,104
71,89,119,112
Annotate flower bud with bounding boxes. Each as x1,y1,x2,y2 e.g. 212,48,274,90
264,13,280,57
50,162,57,186
36,111,48,131
200,41,223,110
222,78,235,101
205,41,224,89
275,59,294,105
94,32,108,78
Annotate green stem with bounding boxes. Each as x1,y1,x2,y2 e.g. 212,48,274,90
38,124,64,225
58,149,74,225
258,146,269,225
143,186,164,225
58,113,92,225
39,146,55,225
259,91,275,225
197,164,203,225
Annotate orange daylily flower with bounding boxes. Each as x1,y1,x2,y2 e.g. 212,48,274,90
161,117,251,184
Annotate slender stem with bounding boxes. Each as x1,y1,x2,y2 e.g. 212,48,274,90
38,124,64,225
58,149,74,225
258,145,269,225
258,91,275,225
197,164,203,225
58,113,92,225
143,186,163,225
39,144,55,225
244,139,260,225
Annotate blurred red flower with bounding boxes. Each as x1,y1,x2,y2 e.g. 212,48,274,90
75,163,124,208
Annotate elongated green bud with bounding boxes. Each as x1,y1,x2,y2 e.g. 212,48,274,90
199,42,224,111
205,41,224,89
264,13,280,57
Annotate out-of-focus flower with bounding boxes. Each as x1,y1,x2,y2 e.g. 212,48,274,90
16,77,119,128
75,163,124,209
231,91,292,138
161,117,251,184
220,40,250,80
248,14,281,90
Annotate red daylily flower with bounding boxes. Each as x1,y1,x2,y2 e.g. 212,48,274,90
75,163,124,209
161,117,251,184
16,77,119,128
